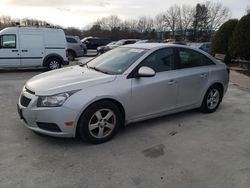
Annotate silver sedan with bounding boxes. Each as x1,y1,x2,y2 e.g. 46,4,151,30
18,43,229,144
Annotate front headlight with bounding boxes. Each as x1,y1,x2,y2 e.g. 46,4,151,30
37,91,79,107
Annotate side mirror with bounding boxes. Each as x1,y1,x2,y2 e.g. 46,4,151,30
136,66,156,77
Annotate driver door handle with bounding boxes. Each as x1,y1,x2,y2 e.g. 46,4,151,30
168,80,176,85
200,73,207,78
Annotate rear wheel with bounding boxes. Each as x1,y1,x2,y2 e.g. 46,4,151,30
46,57,62,70
78,101,122,144
199,85,223,113
68,50,75,61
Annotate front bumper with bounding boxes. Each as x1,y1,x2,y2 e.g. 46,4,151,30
17,89,78,138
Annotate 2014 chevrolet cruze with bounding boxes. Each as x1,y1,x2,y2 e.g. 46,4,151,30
18,43,229,144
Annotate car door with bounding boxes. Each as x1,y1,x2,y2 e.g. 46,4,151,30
0,34,20,67
130,48,178,120
20,33,44,67
175,47,214,108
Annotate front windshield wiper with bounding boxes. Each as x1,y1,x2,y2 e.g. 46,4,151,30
88,66,111,75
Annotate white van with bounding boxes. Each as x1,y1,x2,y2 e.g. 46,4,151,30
0,26,69,70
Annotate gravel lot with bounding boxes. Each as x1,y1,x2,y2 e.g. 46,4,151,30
0,61,250,188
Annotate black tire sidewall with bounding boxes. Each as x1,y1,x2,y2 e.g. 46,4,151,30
78,101,122,144
200,85,223,113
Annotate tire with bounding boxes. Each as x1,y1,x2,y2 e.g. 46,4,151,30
46,57,62,70
78,101,122,144
199,84,223,113
68,51,75,61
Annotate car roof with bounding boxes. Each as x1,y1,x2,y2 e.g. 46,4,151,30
122,43,215,58
123,43,188,50
118,39,140,42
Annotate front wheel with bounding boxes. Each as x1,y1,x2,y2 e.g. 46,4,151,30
199,85,223,113
78,101,122,144
46,58,62,70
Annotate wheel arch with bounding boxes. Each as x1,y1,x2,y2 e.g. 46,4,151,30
67,49,76,56
203,82,224,104
208,82,224,96
76,98,126,136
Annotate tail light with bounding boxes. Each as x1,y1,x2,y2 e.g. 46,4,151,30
66,50,68,57
226,67,230,74
80,44,86,49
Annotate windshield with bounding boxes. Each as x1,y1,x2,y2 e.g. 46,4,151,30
87,47,147,75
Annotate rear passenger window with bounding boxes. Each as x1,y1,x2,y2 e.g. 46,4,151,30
140,48,175,73
178,48,215,69
0,34,16,48
66,37,77,43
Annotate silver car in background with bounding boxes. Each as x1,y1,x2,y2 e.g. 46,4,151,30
18,43,229,144
97,39,140,54
66,35,87,60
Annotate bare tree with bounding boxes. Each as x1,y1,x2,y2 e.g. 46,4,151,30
107,15,121,29
0,15,13,29
154,13,166,32
137,17,154,33
164,5,181,37
180,5,195,39
137,17,147,33
124,19,138,31
96,15,121,30
247,5,250,14
206,1,231,31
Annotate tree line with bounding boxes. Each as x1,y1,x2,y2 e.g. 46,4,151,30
84,2,230,42
0,1,230,42
209,11,250,62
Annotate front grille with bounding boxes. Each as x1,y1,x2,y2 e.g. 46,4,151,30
20,95,31,107
37,122,62,132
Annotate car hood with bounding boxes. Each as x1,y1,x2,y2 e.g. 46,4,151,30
25,66,116,96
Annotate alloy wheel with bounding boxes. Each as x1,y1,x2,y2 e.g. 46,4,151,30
207,89,220,110
49,60,60,69
88,109,116,139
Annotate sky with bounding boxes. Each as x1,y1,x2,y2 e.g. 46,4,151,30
0,0,249,28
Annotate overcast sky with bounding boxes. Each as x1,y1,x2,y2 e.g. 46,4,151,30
0,0,249,28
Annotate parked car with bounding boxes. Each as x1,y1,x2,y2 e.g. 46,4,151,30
66,35,87,61
135,39,163,43
0,26,68,70
81,37,111,49
97,41,117,54
97,39,140,54
18,43,229,144
188,42,211,53
165,39,187,45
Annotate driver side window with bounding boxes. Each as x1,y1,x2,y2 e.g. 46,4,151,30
0,34,16,48
140,48,175,73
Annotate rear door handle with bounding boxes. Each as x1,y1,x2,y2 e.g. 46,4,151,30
168,80,176,85
200,73,207,78
22,50,28,52
12,50,18,52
